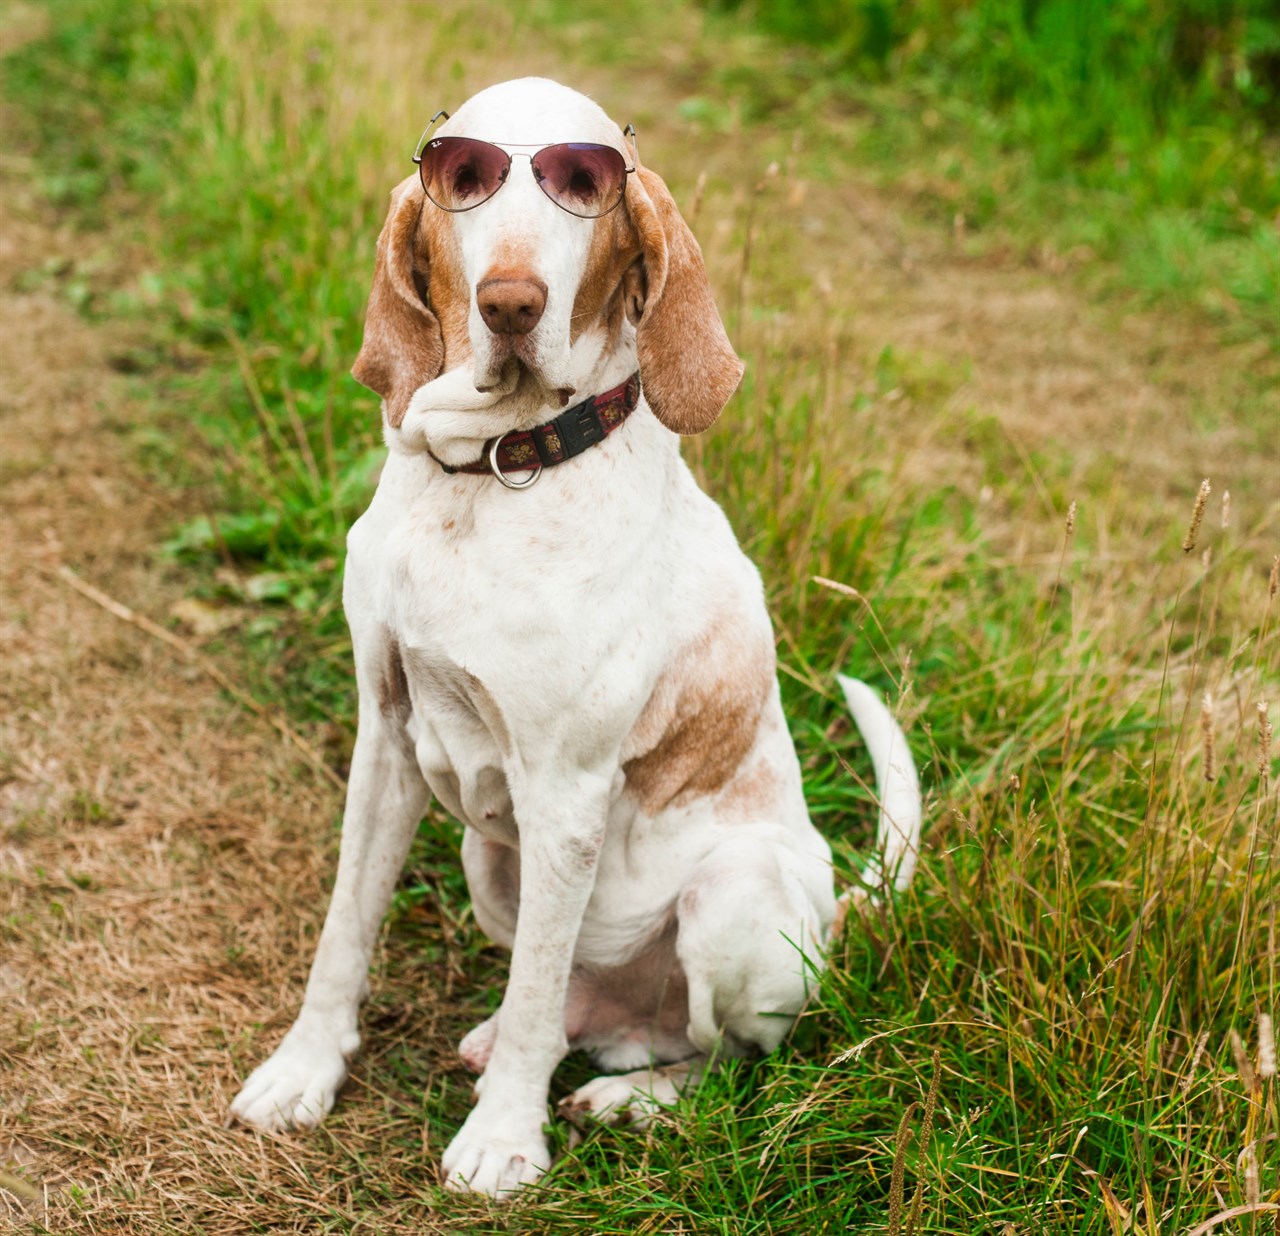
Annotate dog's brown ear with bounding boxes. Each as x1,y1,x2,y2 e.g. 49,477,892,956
625,166,743,435
352,176,443,428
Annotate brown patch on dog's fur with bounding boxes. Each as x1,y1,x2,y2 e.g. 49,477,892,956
571,207,642,350
623,613,774,816
352,179,444,428
351,179,477,429
417,197,472,367
715,756,782,822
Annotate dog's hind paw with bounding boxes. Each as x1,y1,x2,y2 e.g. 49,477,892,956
458,1013,499,1074
558,1058,704,1131
228,1022,355,1132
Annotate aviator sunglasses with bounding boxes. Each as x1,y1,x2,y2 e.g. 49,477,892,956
412,111,638,219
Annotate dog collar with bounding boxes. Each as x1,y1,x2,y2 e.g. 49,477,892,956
433,372,641,490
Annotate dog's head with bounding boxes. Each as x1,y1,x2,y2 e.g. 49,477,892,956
352,77,743,434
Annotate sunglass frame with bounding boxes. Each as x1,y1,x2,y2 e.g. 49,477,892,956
411,111,640,219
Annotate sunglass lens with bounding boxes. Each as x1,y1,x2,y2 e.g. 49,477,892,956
420,137,509,211
531,144,628,217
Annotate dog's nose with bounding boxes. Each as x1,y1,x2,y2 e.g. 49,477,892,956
477,277,548,336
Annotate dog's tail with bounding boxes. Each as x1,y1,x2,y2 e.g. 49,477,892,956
837,675,922,896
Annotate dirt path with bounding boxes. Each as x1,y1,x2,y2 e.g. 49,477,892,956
1,11,1276,1233
0,82,482,1231
0,101,370,1232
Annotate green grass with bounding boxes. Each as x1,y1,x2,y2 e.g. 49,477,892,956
717,0,1280,206
5,0,1280,1230
707,0,1280,342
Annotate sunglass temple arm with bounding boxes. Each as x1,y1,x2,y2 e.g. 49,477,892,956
411,109,451,165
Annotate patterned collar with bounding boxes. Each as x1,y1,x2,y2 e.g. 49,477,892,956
431,373,641,489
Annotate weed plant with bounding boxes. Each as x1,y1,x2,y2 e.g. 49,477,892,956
5,0,1279,1229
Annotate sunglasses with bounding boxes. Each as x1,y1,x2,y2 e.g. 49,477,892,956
412,111,638,219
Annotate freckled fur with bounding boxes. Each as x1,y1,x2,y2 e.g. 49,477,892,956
716,753,784,822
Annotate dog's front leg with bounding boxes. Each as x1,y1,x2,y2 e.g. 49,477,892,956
229,682,429,1132
441,772,609,1197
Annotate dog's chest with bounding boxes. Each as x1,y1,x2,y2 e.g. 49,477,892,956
357,458,659,832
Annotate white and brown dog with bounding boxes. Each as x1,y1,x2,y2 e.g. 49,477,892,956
229,77,921,1197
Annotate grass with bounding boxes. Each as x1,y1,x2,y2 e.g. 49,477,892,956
2,0,1279,1230
705,0,1280,345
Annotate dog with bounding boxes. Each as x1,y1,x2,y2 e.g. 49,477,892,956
229,77,922,1198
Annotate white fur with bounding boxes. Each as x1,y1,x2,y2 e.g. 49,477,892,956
228,77,923,1199
838,676,922,894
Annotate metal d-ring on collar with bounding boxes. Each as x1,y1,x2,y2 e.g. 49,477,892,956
488,432,542,489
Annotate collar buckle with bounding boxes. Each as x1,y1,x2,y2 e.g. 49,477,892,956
557,403,608,456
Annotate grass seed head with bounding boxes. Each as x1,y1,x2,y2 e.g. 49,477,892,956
812,574,861,601
1065,499,1076,537
1220,488,1230,529
887,1100,919,1235
1230,1027,1256,1092
1259,701,1273,793
1183,478,1210,554
1270,554,1279,601
1182,1029,1210,1094
1201,692,1216,782
1258,1013,1276,1080
1241,1142,1260,1206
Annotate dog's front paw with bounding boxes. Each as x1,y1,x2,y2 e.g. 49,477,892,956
441,1105,550,1197
229,1021,356,1132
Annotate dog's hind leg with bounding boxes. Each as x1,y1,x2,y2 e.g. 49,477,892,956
674,832,835,1059
557,830,833,1129
229,635,429,1132
559,1056,709,1129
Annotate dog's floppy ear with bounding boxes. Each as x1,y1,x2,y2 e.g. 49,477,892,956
352,176,443,428
624,166,744,435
